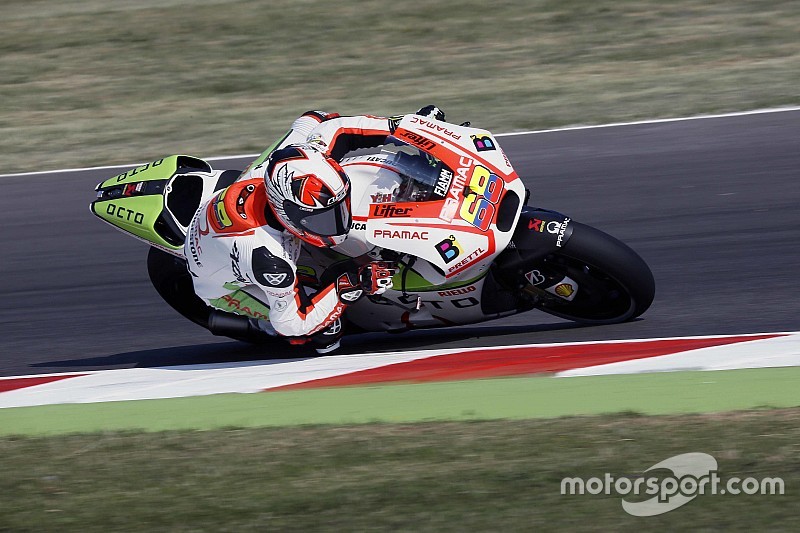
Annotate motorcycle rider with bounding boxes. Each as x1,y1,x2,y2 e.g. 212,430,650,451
185,105,446,352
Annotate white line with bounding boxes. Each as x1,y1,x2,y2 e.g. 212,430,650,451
494,105,800,137
0,154,259,179
3,105,799,179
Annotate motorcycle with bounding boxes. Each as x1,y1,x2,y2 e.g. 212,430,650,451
90,115,655,344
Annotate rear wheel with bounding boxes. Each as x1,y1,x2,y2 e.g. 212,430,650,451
531,222,655,324
147,247,277,344
147,247,210,328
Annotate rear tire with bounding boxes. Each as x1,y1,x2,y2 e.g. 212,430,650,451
534,222,655,324
147,247,210,328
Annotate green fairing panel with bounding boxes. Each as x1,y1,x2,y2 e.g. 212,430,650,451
209,288,271,320
91,155,212,251
98,156,210,188
394,265,486,292
92,195,178,250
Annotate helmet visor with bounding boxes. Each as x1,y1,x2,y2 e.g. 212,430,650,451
284,196,352,238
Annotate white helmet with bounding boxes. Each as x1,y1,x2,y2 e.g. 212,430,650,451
265,145,351,247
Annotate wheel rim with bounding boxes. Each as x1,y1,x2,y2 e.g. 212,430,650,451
535,255,637,323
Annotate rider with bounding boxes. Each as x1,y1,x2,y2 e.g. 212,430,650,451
185,105,446,352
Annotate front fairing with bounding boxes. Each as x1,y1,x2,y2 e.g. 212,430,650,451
346,116,525,281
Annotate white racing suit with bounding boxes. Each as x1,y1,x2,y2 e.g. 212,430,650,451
185,111,393,341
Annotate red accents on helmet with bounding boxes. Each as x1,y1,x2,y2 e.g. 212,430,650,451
292,174,335,208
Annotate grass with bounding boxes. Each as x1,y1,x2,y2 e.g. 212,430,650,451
2,367,800,435
1,0,799,173
1,409,798,531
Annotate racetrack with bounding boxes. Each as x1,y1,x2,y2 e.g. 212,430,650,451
2,109,799,377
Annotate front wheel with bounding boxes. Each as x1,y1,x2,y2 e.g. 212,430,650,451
530,222,655,324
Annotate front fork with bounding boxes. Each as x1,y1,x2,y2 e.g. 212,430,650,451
487,207,579,312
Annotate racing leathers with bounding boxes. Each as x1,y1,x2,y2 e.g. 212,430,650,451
184,111,395,340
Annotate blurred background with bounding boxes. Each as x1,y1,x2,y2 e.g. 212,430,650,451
2,0,798,174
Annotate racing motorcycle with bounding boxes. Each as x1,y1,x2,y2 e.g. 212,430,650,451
90,115,655,344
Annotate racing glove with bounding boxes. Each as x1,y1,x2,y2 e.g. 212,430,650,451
336,272,365,304
335,262,396,304
415,105,446,122
359,261,395,296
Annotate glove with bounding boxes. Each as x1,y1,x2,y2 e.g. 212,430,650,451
388,105,446,133
336,272,364,304
415,105,446,121
359,261,395,296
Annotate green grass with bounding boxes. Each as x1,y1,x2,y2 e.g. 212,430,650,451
1,409,798,531
1,0,799,173
2,367,800,435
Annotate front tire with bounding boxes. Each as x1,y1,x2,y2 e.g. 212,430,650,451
533,222,655,324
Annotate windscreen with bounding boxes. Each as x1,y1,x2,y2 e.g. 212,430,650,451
381,138,454,203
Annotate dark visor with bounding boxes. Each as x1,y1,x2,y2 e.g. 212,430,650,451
284,198,352,237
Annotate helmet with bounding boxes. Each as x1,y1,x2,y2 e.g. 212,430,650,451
265,145,352,247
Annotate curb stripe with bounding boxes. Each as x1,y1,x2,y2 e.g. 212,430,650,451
0,374,87,393
269,334,783,391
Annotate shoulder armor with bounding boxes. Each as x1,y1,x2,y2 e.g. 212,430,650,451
252,246,295,289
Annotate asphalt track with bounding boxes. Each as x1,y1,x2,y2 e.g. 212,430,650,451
1,110,799,377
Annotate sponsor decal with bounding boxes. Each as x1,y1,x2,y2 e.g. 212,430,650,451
452,297,480,308
528,218,565,235
554,283,575,298
398,130,437,151
105,203,145,225
373,229,429,240
437,285,476,297
409,116,462,140
433,168,453,198
220,294,268,320
439,156,472,222
397,293,479,310
310,302,345,335
438,198,459,222
372,204,413,218
122,182,145,197
188,211,206,268
350,222,367,231
447,247,485,273
273,299,289,312
230,242,247,284
557,217,571,247
471,134,496,152
525,269,546,285
435,235,462,263
500,149,512,168
211,189,233,229
114,159,164,182
370,192,395,203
